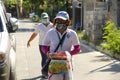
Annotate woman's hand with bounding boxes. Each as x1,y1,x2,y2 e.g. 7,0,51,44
27,41,30,48
46,53,54,59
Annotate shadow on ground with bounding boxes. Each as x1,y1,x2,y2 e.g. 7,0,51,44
19,19,38,23
17,28,34,32
80,43,95,54
89,60,120,74
22,75,47,80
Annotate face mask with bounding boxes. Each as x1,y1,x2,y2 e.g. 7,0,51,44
42,19,49,24
56,23,67,30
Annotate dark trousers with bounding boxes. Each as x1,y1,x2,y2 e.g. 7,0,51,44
39,45,47,68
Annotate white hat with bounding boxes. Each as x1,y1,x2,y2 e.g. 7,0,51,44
55,11,69,20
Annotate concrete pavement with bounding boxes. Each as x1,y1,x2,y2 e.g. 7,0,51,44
14,19,120,80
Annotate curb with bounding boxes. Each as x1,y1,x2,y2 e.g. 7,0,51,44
80,40,120,61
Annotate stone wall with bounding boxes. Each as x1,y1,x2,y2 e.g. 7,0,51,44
110,0,120,27
84,0,107,41
110,0,117,26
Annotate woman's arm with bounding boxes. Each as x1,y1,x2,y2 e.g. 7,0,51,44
41,45,50,55
70,45,80,55
27,33,37,47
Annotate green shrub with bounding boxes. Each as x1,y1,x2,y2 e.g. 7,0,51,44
76,30,84,40
32,15,39,22
101,20,120,56
81,33,90,42
77,30,90,43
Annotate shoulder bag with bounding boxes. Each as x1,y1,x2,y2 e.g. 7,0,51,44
41,32,67,76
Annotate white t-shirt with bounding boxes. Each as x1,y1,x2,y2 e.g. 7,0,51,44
34,22,53,45
43,28,80,53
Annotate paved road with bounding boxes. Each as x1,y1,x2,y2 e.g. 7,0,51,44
13,19,120,80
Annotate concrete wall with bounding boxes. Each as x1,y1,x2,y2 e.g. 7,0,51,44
110,0,120,28
84,0,107,41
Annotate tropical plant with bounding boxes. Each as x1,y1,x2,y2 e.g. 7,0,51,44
2,0,17,9
101,20,120,56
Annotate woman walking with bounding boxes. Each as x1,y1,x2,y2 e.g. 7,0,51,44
41,11,80,80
